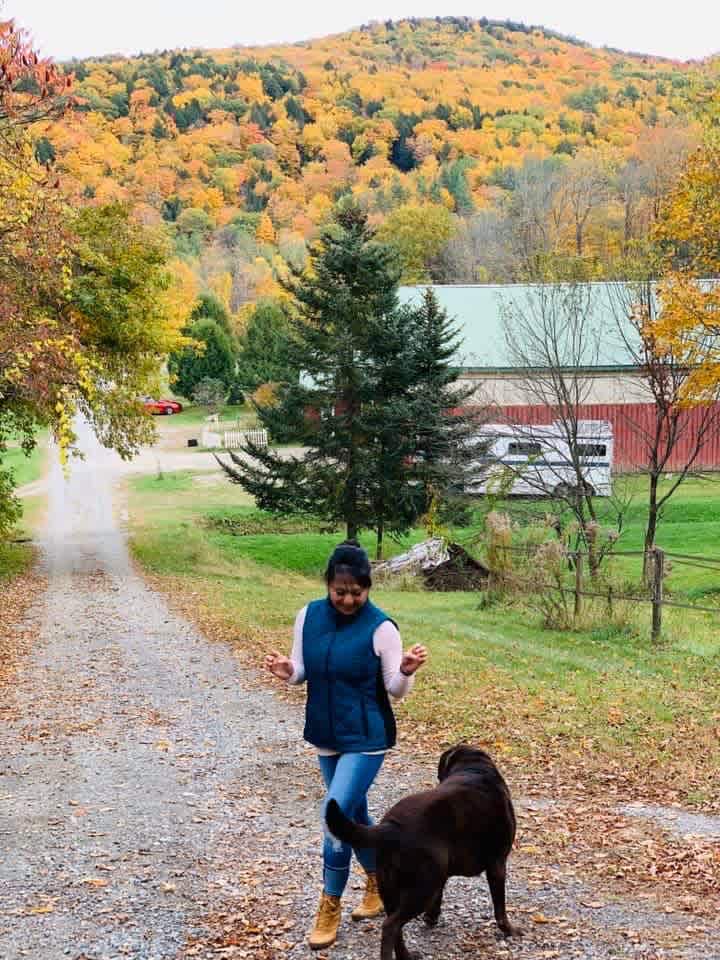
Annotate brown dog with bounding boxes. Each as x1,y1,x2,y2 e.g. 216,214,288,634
325,744,519,960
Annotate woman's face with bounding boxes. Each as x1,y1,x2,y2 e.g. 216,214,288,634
328,573,369,616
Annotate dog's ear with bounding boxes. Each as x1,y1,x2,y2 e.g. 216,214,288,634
438,745,460,781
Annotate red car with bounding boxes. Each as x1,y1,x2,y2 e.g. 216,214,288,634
140,397,183,416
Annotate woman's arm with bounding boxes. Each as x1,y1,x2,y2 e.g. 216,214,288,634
287,606,307,684
264,606,307,683
373,620,414,699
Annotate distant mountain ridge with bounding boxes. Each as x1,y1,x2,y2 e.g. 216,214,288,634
37,16,717,298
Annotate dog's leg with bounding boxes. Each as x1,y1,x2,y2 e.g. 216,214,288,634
422,886,444,927
381,910,419,960
394,922,416,960
380,913,402,960
486,860,521,938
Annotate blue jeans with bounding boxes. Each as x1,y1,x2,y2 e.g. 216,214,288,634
318,752,385,897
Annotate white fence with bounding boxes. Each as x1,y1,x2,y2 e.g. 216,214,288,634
223,428,268,449
201,427,268,450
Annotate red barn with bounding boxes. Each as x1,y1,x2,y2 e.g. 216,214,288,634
398,282,720,473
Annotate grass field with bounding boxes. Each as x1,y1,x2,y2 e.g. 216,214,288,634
160,403,256,428
0,540,34,581
1,438,47,490
131,469,720,599
1,436,49,539
128,469,720,807
491,474,720,598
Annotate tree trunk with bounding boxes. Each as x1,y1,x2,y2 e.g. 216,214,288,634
643,474,660,585
623,200,633,254
342,380,360,543
376,520,384,562
581,493,600,579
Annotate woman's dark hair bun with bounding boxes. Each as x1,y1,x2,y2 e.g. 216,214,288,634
325,539,372,588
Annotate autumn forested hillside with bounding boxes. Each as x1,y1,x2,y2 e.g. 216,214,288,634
36,16,720,310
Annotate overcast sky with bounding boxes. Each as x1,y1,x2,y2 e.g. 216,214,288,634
6,0,720,63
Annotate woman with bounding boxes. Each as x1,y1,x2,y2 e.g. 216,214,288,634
265,540,427,950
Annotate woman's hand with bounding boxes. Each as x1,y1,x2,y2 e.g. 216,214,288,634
400,643,428,677
264,649,294,681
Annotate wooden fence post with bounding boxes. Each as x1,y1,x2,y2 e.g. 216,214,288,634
574,551,583,620
651,547,664,644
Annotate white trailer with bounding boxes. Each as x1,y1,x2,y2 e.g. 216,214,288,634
466,419,613,497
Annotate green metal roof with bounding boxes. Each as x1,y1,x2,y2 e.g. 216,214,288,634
397,282,640,371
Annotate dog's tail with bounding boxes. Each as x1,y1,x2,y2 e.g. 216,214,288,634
325,799,397,850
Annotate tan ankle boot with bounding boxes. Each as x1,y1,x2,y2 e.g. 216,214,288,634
308,892,342,950
351,872,384,920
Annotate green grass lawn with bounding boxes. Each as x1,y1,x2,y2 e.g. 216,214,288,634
161,403,256,428
1,434,49,539
473,474,720,598
0,540,33,580
0,437,47,540
1,437,47,489
132,470,720,600
128,469,720,806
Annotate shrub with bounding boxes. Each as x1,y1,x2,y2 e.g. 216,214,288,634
485,510,513,577
528,540,572,629
192,377,226,410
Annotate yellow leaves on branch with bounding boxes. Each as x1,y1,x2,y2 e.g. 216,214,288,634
651,136,720,399
1,146,195,463
0,152,84,466
255,212,276,245
251,382,280,408
376,202,456,283
55,391,75,467
653,276,720,400
165,257,200,333
656,138,720,264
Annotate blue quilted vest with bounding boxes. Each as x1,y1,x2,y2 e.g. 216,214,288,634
302,597,398,753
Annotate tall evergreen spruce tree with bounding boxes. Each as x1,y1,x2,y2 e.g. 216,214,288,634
409,289,477,503
218,208,476,552
360,304,424,557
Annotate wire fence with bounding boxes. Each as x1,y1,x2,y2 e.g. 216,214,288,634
482,542,720,640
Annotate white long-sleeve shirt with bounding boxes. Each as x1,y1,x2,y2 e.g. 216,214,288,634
288,604,414,755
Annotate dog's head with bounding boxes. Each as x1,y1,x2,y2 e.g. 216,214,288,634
437,743,496,781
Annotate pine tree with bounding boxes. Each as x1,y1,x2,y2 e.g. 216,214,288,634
217,209,475,551
359,304,425,557
408,289,477,502
218,206,403,540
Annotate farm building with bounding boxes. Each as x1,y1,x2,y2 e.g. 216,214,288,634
398,282,720,472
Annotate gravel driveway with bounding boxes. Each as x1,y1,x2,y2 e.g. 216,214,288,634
1,423,717,960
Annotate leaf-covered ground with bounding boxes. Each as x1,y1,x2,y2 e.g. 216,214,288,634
1,429,718,959
0,544,45,684
154,576,720,960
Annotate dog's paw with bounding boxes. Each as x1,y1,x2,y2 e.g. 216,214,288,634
495,922,523,939
422,911,440,928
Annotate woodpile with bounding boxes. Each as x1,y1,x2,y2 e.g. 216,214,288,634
373,538,489,592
